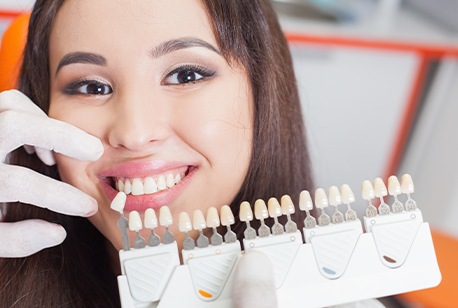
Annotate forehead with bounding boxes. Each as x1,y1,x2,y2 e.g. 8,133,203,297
49,0,216,60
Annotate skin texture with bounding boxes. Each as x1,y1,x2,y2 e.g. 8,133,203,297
48,0,253,255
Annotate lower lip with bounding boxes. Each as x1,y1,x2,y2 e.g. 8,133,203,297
102,167,196,212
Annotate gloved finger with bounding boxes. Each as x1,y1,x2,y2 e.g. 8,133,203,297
23,144,35,155
0,109,103,161
35,146,56,166
0,219,66,258
0,164,97,217
0,90,47,116
232,250,278,308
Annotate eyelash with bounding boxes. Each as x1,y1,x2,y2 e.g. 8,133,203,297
163,64,216,86
62,65,216,96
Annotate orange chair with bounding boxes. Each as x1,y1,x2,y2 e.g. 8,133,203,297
0,13,30,91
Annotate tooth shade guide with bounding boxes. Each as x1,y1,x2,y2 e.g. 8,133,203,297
299,190,316,228
206,207,223,246
220,205,237,243
281,195,297,233
268,197,285,235
254,199,271,237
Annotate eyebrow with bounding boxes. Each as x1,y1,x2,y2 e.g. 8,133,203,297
55,38,219,76
55,52,107,76
150,37,220,58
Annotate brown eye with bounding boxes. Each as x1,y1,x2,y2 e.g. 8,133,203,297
64,79,113,95
164,65,215,85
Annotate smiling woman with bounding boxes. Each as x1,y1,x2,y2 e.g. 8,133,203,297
0,0,312,307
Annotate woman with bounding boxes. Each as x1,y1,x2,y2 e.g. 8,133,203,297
0,0,313,306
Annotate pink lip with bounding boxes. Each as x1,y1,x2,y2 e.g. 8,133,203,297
99,160,197,212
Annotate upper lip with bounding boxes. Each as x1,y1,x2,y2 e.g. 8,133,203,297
98,159,195,179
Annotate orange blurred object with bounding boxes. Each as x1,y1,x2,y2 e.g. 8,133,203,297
0,13,30,91
399,230,458,308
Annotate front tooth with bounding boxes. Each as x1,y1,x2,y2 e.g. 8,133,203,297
314,188,329,209
239,201,253,222
299,190,313,211
174,174,182,184
144,208,158,229
220,205,235,226
124,179,132,194
144,177,158,194
401,174,414,194
166,174,175,188
131,178,144,196
117,179,124,192
388,175,401,196
328,186,342,206
362,180,375,200
206,207,220,228
254,199,268,219
340,184,355,204
179,212,192,232
159,206,173,226
157,175,167,190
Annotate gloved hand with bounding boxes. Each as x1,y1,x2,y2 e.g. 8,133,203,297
0,90,104,258
232,250,278,308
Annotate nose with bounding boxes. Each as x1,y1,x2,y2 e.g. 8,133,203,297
107,93,170,152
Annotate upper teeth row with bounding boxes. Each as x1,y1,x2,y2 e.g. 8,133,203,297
116,173,183,196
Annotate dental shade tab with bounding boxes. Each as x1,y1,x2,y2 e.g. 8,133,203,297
112,174,441,308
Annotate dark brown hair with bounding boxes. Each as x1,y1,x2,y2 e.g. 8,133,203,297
0,0,313,306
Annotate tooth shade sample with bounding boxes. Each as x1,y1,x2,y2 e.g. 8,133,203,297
340,184,355,204
110,191,127,212
144,208,158,229
239,201,253,222
281,195,295,214
267,197,281,218
206,207,220,228
401,174,414,194
131,178,144,196
193,209,206,230
362,180,375,200
388,176,401,196
129,211,142,232
299,190,313,211
144,177,158,194
328,186,342,206
373,177,388,197
179,212,192,232
314,188,329,209
254,199,269,219
220,205,235,226
159,206,173,226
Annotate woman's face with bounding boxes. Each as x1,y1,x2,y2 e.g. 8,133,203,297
48,0,253,251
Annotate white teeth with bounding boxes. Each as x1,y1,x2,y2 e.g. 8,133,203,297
131,178,144,196
268,197,282,218
280,195,295,215
117,179,124,192
328,186,342,206
299,190,313,211
124,179,132,194
373,177,388,198
179,212,192,232
193,209,206,230
401,174,414,194
314,188,329,209
129,211,142,232
115,171,185,196
254,199,269,219
157,175,167,190
340,184,355,204
144,208,158,229
174,174,182,184
144,177,158,194
159,206,173,226
166,174,175,188
362,180,375,200
220,205,235,226
239,201,253,222
388,175,401,196
206,207,220,228
110,191,127,212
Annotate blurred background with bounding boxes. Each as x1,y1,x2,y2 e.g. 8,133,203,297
1,0,457,307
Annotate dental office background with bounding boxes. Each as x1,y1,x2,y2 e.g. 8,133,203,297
1,0,457,307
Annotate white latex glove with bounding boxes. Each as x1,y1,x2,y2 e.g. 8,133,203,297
0,90,104,258
232,250,278,308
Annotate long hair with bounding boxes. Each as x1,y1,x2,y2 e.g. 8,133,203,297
0,0,313,306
